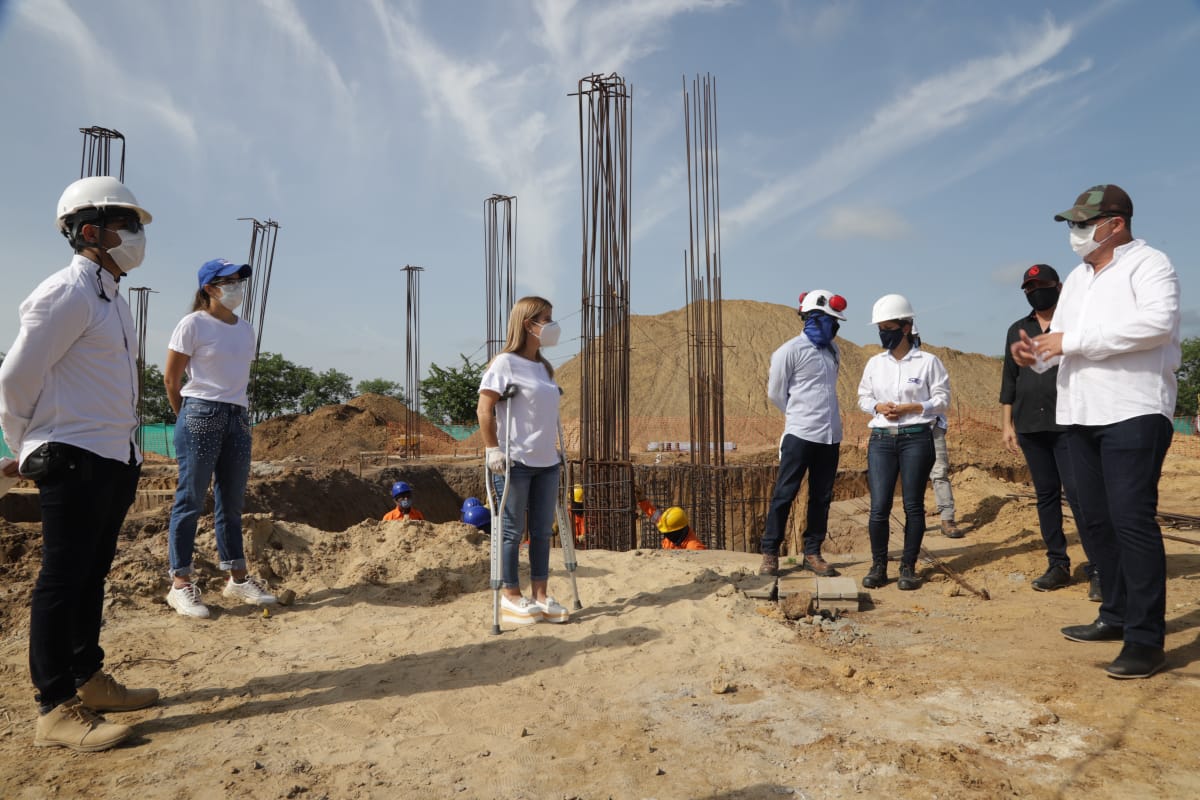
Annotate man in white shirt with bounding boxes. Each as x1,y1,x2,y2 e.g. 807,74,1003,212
0,176,160,750
759,289,847,577
1013,184,1180,680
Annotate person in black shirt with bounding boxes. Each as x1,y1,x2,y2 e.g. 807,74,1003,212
1000,264,1094,596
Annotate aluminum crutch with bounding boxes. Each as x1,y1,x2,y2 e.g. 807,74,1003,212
555,417,583,610
486,383,517,635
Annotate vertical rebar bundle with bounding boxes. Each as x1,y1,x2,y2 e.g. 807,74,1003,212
403,265,425,459
127,287,155,450
483,194,517,361
574,73,634,550
78,126,125,180
238,217,281,415
682,73,727,549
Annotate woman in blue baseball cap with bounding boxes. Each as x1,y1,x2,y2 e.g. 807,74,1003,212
163,258,276,618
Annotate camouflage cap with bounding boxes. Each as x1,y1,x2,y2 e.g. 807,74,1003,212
1053,184,1133,222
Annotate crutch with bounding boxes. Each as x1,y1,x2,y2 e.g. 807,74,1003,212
485,383,517,635
555,417,584,610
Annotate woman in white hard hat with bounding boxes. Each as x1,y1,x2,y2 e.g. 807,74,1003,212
857,294,950,590
477,296,570,625
162,259,277,619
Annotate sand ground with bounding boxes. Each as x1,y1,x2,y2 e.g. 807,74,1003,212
1,450,1198,799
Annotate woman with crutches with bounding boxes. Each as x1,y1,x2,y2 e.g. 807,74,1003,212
476,296,570,626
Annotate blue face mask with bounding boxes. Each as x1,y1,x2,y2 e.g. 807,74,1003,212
878,327,906,350
804,313,840,349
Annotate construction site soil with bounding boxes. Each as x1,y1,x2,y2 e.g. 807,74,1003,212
2,300,1198,799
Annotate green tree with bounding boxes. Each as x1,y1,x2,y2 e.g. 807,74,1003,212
300,367,354,414
356,378,407,402
139,363,176,423
1177,336,1200,418
248,352,311,422
420,355,484,424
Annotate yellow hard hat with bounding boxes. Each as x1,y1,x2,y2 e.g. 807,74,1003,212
573,484,584,503
656,506,689,534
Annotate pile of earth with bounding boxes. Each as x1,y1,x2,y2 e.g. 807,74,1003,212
252,393,464,462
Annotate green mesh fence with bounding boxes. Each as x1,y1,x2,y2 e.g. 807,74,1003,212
0,425,177,460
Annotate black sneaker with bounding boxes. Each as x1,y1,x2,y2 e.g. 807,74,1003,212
1032,564,1071,592
897,563,920,591
861,560,888,589
1105,643,1166,680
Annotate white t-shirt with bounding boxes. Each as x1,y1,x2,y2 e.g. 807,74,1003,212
478,352,561,468
168,311,256,407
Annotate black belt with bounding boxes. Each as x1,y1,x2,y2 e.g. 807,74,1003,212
871,424,932,436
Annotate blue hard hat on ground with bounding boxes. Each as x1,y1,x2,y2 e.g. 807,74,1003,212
391,481,412,497
462,505,491,527
462,497,482,512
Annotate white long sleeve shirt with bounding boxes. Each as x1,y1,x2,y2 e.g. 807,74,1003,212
857,346,950,429
766,333,842,444
1052,239,1180,426
0,255,142,465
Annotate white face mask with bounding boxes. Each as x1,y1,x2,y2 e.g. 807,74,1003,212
1069,218,1117,258
106,228,146,272
533,320,561,347
217,283,245,311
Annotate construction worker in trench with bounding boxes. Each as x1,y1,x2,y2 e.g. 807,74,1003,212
568,483,589,549
460,497,491,535
635,492,707,550
382,481,424,521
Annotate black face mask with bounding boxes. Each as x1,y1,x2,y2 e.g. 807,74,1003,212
1025,286,1060,312
878,327,906,350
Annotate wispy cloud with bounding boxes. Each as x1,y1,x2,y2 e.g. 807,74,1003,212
817,206,911,240
725,14,1079,236
256,0,355,103
17,0,199,151
776,0,856,43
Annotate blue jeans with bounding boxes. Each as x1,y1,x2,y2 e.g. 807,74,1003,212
1018,429,1086,570
490,462,559,589
168,398,253,577
30,446,139,711
867,428,935,567
761,434,840,557
1067,415,1173,648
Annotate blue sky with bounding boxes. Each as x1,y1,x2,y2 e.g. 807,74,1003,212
0,0,1196,392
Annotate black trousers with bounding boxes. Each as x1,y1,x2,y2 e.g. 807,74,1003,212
29,444,140,712
1068,415,1173,648
761,434,840,557
1018,429,1087,570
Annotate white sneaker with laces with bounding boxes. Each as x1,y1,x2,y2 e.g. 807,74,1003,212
223,575,278,606
536,596,570,624
500,594,541,626
167,583,210,618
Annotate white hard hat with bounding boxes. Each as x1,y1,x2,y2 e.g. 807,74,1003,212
56,176,152,233
871,294,915,324
797,289,847,320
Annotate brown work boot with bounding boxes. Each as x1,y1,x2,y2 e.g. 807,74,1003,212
35,697,131,752
758,554,779,576
77,671,159,712
942,520,964,539
801,553,839,577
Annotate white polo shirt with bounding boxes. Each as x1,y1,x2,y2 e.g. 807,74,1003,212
0,255,141,465
1053,238,1181,426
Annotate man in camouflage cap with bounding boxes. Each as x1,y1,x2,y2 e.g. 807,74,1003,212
1010,183,1181,680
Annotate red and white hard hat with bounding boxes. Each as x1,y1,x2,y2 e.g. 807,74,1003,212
797,289,847,320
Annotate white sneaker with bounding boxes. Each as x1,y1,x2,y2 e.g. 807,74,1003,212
167,583,210,618
536,596,570,624
222,576,278,606
500,594,541,626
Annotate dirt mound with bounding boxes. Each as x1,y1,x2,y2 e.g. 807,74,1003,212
251,393,459,462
